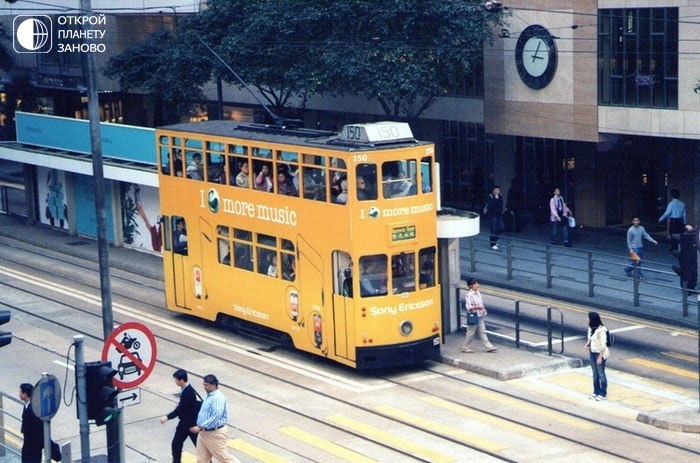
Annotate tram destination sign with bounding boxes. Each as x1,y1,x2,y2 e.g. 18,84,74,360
392,225,416,242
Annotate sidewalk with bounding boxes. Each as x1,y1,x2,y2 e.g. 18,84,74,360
0,214,697,433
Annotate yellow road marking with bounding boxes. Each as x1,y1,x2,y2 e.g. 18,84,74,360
228,438,290,463
279,426,376,463
327,414,455,463
466,386,598,429
375,405,505,453
661,351,697,363
181,452,197,463
626,358,697,379
423,396,552,441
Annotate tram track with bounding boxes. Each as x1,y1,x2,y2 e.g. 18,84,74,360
1,237,697,462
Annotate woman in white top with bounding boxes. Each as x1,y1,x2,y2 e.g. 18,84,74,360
584,311,610,401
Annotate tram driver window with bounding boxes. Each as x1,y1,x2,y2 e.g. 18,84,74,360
356,164,378,201
359,254,388,297
419,247,436,289
172,217,188,255
392,252,416,293
382,160,417,198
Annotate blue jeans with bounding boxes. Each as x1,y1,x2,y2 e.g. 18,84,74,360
488,214,504,246
590,351,607,397
550,220,569,244
625,246,644,277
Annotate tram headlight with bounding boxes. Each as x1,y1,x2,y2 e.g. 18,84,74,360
399,320,413,336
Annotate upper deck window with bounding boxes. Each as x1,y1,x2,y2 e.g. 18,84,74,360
382,160,417,198
356,163,378,201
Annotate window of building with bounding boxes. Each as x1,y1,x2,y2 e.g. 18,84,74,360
598,8,678,108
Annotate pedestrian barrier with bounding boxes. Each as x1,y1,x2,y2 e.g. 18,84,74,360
0,391,22,461
464,234,699,324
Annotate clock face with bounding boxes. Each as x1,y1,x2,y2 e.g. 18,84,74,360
515,25,557,89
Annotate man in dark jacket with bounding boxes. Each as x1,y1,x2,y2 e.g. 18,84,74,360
484,186,504,250
160,369,200,463
20,382,44,463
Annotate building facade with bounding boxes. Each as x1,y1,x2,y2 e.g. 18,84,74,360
1,1,699,247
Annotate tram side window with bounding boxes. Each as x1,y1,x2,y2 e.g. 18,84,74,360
281,239,296,281
185,151,204,180
257,233,277,277
301,154,327,202
359,254,388,297
233,228,253,271
418,247,436,289
332,251,353,297
172,217,188,255
382,160,417,198
206,152,225,184
420,157,433,193
230,156,250,188
252,146,272,159
392,251,416,294
356,163,378,201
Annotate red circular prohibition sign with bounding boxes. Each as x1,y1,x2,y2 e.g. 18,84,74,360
101,322,158,389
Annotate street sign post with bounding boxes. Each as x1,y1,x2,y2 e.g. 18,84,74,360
116,388,141,409
101,322,157,389
32,374,61,421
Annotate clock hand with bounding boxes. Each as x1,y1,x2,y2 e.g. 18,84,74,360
531,42,542,63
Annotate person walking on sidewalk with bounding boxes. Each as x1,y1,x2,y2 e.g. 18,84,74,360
190,374,241,463
658,188,686,252
549,187,572,246
483,186,504,250
624,216,658,280
584,312,610,401
160,368,200,463
461,279,498,353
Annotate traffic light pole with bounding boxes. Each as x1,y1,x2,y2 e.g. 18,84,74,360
74,335,91,463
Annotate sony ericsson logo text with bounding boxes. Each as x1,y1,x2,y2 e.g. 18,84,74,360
13,14,108,54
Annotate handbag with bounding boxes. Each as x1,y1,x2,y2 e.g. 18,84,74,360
567,216,576,228
466,312,478,326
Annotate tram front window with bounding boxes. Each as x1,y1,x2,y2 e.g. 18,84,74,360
359,254,387,297
392,252,415,293
356,163,378,201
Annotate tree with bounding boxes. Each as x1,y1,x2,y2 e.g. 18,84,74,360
104,0,504,121
317,0,503,118
103,29,210,125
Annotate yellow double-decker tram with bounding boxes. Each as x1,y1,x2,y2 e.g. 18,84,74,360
157,120,441,369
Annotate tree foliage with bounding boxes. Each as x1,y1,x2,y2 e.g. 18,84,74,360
105,0,504,121
103,29,210,125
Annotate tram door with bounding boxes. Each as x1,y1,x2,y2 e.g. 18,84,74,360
297,235,325,351
331,250,352,360
170,216,188,308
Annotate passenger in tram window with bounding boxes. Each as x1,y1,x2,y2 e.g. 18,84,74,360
392,171,413,197
342,266,353,297
267,255,278,277
335,180,348,204
255,164,273,192
186,153,203,180
235,161,249,188
277,171,298,196
356,176,368,200
234,244,253,271
282,255,296,281
173,218,188,255
173,150,184,177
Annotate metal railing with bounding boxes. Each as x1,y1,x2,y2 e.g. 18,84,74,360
464,234,699,325
0,391,22,461
514,301,564,355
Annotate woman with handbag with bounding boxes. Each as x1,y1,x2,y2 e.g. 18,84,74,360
462,279,498,353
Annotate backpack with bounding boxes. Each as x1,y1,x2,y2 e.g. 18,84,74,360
605,329,614,347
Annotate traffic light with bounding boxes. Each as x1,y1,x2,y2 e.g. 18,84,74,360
85,361,121,426
0,310,11,348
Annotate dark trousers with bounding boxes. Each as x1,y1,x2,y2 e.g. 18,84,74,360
669,217,684,250
488,214,504,245
172,427,198,463
22,445,42,463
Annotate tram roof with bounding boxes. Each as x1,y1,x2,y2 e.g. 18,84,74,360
158,120,432,152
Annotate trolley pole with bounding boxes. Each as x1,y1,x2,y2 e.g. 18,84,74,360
74,335,90,463
79,0,122,461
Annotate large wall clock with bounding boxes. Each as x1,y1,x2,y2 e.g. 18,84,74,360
515,25,557,90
